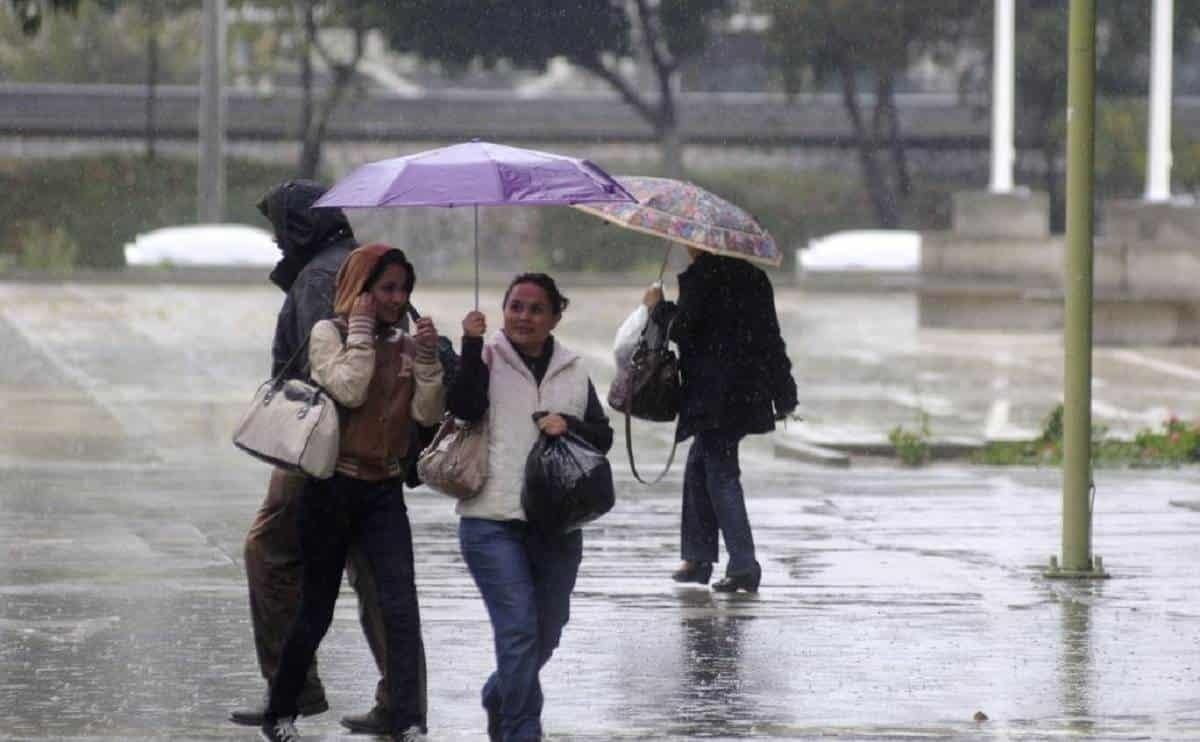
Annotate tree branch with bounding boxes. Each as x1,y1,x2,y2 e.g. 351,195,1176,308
311,6,367,77
574,52,663,130
632,0,677,77
835,50,898,227
628,0,677,134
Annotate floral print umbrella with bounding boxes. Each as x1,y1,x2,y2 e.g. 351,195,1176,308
573,176,781,268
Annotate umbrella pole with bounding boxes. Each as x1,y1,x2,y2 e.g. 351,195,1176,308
656,243,672,283
474,205,480,310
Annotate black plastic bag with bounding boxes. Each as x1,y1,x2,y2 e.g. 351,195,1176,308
522,431,615,534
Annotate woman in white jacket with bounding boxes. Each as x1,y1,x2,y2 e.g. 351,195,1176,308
447,273,613,742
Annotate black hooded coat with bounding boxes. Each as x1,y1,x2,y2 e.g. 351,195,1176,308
652,252,798,443
258,179,357,378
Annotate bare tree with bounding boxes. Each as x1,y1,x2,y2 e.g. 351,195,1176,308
293,0,368,178
380,0,733,178
763,0,975,228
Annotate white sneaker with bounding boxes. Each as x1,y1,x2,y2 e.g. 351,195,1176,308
260,716,303,742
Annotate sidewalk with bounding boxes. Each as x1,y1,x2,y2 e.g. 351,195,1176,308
2,282,1199,739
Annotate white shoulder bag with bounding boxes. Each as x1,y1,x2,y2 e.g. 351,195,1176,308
233,336,340,479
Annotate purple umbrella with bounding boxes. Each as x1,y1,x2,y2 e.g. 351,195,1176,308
313,141,636,306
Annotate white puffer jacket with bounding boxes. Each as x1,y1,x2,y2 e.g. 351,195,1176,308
456,331,590,522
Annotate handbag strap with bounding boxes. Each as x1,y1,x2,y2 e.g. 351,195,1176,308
270,333,313,387
623,300,679,485
639,304,676,349
270,316,341,388
624,410,678,485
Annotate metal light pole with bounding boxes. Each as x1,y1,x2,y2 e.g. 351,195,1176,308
198,0,227,223
1145,0,1174,203
989,0,1015,194
1048,0,1107,579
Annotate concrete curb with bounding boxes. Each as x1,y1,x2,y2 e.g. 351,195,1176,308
773,437,851,467
774,432,995,467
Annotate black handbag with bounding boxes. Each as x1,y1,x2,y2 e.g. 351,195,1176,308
607,314,680,423
607,310,680,484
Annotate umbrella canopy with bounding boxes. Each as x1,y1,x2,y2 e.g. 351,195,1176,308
313,141,635,308
313,141,635,209
573,176,781,268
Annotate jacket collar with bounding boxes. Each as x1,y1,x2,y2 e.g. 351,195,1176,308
489,330,578,386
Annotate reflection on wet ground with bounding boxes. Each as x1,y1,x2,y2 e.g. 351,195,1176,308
1056,582,1096,733
3,284,1200,739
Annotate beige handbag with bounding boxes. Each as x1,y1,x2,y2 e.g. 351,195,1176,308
416,413,488,499
233,340,340,480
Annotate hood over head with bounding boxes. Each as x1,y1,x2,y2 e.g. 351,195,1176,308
333,243,415,318
258,179,355,291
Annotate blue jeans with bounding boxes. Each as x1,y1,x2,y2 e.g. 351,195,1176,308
681,430,758,574
266,475,424,734
459,518,583,742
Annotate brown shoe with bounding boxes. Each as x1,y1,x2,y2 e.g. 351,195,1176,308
340,703,392,735
671,560,713,585
229,687,328,726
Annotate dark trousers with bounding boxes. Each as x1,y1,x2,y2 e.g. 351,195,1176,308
346,542,428,717
681,430,758,574
245,469,427,713
459,518,582,742
245,469,325,702
266,474,425,734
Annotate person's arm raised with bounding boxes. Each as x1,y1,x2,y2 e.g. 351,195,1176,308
446,310,490,422
309,299,376,408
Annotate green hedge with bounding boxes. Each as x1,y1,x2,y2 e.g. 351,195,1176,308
6,124,1200,274
0,153,980,274
0,156,298,269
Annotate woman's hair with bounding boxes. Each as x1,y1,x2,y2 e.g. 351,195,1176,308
362,247,415,294
502,272,569,315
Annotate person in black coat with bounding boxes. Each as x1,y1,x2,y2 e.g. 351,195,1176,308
644,248,797,592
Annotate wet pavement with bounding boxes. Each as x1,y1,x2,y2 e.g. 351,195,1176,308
2,282,1200,740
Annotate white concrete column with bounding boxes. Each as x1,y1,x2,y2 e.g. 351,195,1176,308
199,0,227,222
989,0,1015,193
1145,0,1173,202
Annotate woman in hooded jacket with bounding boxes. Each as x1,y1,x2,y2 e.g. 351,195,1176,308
447,273,613,742
260,244,443,742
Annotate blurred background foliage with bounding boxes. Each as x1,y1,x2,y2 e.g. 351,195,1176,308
3,0,1200,272
0,156,294,268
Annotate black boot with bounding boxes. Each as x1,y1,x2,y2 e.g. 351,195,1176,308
712,564,761,593
671,561,714,585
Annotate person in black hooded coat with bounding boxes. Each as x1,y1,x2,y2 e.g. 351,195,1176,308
264,180,357,375
644,248,797,593
231,180,426,736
